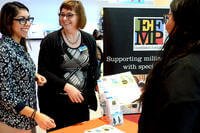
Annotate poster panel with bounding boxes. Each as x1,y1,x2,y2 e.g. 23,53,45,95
103,8,169,75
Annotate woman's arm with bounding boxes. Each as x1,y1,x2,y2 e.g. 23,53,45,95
38,32,66,91
20,106,56,130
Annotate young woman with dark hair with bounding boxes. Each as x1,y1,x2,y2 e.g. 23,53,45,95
138,0,200,132
0,2,56,133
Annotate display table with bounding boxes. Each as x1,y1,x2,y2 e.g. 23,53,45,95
49,114,139,133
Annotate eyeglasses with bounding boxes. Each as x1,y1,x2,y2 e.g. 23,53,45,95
13,17,34,25
163,14,172,24
58,13,76,19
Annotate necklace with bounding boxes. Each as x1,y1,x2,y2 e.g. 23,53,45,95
63,30,81,45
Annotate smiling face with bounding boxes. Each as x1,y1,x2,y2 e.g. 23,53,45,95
11,9,32,43
59,8,79,32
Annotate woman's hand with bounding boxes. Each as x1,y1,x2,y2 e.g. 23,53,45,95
35,73,47,86
34,111,56,130
63,83,84,103
20,106,56,130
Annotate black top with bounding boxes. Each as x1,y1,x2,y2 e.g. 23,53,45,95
138,53,200,133
37,29,98,110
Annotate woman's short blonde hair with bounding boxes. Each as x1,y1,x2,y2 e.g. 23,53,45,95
59,0,86,29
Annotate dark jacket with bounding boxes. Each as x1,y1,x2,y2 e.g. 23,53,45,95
138,53,200,133
38,29,98,111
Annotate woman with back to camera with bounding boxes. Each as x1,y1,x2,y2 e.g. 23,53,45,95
37,0,98,131
138,0,200,132
0,1,56,133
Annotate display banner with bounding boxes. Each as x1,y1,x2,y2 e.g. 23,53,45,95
103,8,169,75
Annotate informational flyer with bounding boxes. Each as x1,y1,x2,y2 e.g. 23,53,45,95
84,124,125,133
98,71,141,103
97,71,142,114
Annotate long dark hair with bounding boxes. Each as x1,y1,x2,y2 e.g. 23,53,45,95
0,1,29,51
140,0,200,101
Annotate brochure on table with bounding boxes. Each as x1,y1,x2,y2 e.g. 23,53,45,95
84,124,125,133
97,71,142,114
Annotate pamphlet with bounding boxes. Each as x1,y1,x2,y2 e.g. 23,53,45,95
97,71,142,114
84,124,125,133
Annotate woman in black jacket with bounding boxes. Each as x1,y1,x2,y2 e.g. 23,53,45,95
138,0,200,132
37,0,98,132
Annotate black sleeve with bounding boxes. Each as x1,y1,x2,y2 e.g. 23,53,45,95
81,31,98,110
158,102,200,133
89,37,99,81
163,59,200,103
82,31,98,88
158,58,200,133
38,32,66,93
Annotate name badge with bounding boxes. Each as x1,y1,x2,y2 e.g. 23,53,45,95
79,45,87,52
